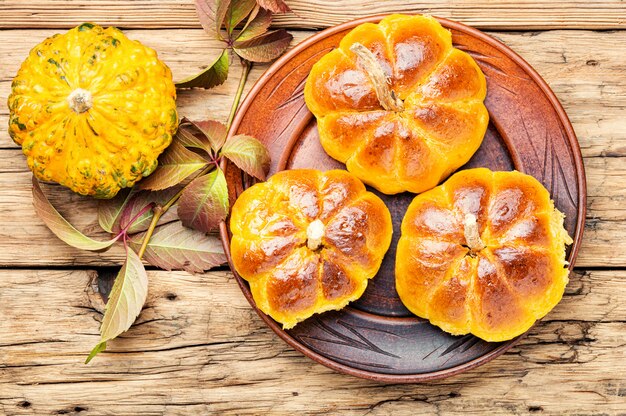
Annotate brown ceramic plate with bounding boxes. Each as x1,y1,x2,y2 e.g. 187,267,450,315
220,15,586,382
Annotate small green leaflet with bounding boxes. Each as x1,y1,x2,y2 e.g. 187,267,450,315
225,0,257,34
190,119,228,153
85,247,148,364
178,168,229,233
32,177,119,251
98,188,136,233
129,221,226,273
118,189,180,234
176,122,213,156
221,134,271,180
256,0,291,13
175,49,229,89
194,0,224,39
237,7,272,42
139,140,209,191
233,29,292,63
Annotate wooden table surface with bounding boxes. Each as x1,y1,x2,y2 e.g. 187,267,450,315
1,1,625,415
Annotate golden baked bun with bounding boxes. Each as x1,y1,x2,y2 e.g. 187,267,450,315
304,14,488,195
396,168,573,341
230,169,393,328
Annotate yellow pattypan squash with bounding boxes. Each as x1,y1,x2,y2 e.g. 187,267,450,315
8,23,178,198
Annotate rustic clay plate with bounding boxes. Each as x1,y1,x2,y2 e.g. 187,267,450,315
220,15,586,382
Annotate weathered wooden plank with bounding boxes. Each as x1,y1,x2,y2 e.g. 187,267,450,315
0,155,622,267
0,29,624,267
0,269,624,415
1,0,625,30
1,29,624,157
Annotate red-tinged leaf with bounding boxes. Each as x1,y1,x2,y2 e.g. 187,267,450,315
139,141,209,191
129,221,226,273
256,0,291,13
233,29,293,62
189,119,228,153
195,0,230,38
32,178,119,251
178,168,229,233
98,188,135,233
118,188,180,234
85,247,148,364
226,0,257,34
176,123,213,155
175,49,229,89
236,7,272,42
221,134,271,180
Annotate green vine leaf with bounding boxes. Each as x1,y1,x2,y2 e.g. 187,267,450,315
139,140,209,191
98,188,135,233
119,190,180,234
175,48,229,89
85,246,148,364
256,0,291,13
237,7,272,42
221,134,271,180
32,177,119,251
195,0,227,38
226,0,257,34
129,221,226,273
99,188,179,235
178,168,229,233
190,119,228,153
233,29,293,62
176,122,213,156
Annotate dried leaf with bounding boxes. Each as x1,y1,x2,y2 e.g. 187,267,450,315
226,0,257,33
176,123,213,155
236,7,272,42
139,140,209,191
195,0,230,38
129,221,226,273
234,29,293,62
118,188,180,234
190,119,228,153
98,188,135,233
85,247,148,364
221,134,271,180
256,0,291,13
32,178,119,251
178,168,229,233
175,49,229,89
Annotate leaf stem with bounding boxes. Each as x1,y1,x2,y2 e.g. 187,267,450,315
226,59,252,130
136,205,162,259
134,59,251,260
120,203,155,236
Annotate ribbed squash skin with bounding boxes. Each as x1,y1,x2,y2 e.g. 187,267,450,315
304,14,488,195
8,23,178,198
396,168,573,342
230,169,393,329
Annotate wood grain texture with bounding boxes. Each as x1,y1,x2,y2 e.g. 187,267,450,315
0,268,624,415
1,0,626,29
0,29,624,267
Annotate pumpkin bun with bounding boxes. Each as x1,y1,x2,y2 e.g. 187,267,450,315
8,23,178,198
230,169,393,329
304,14,488,195
396,168,573,342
